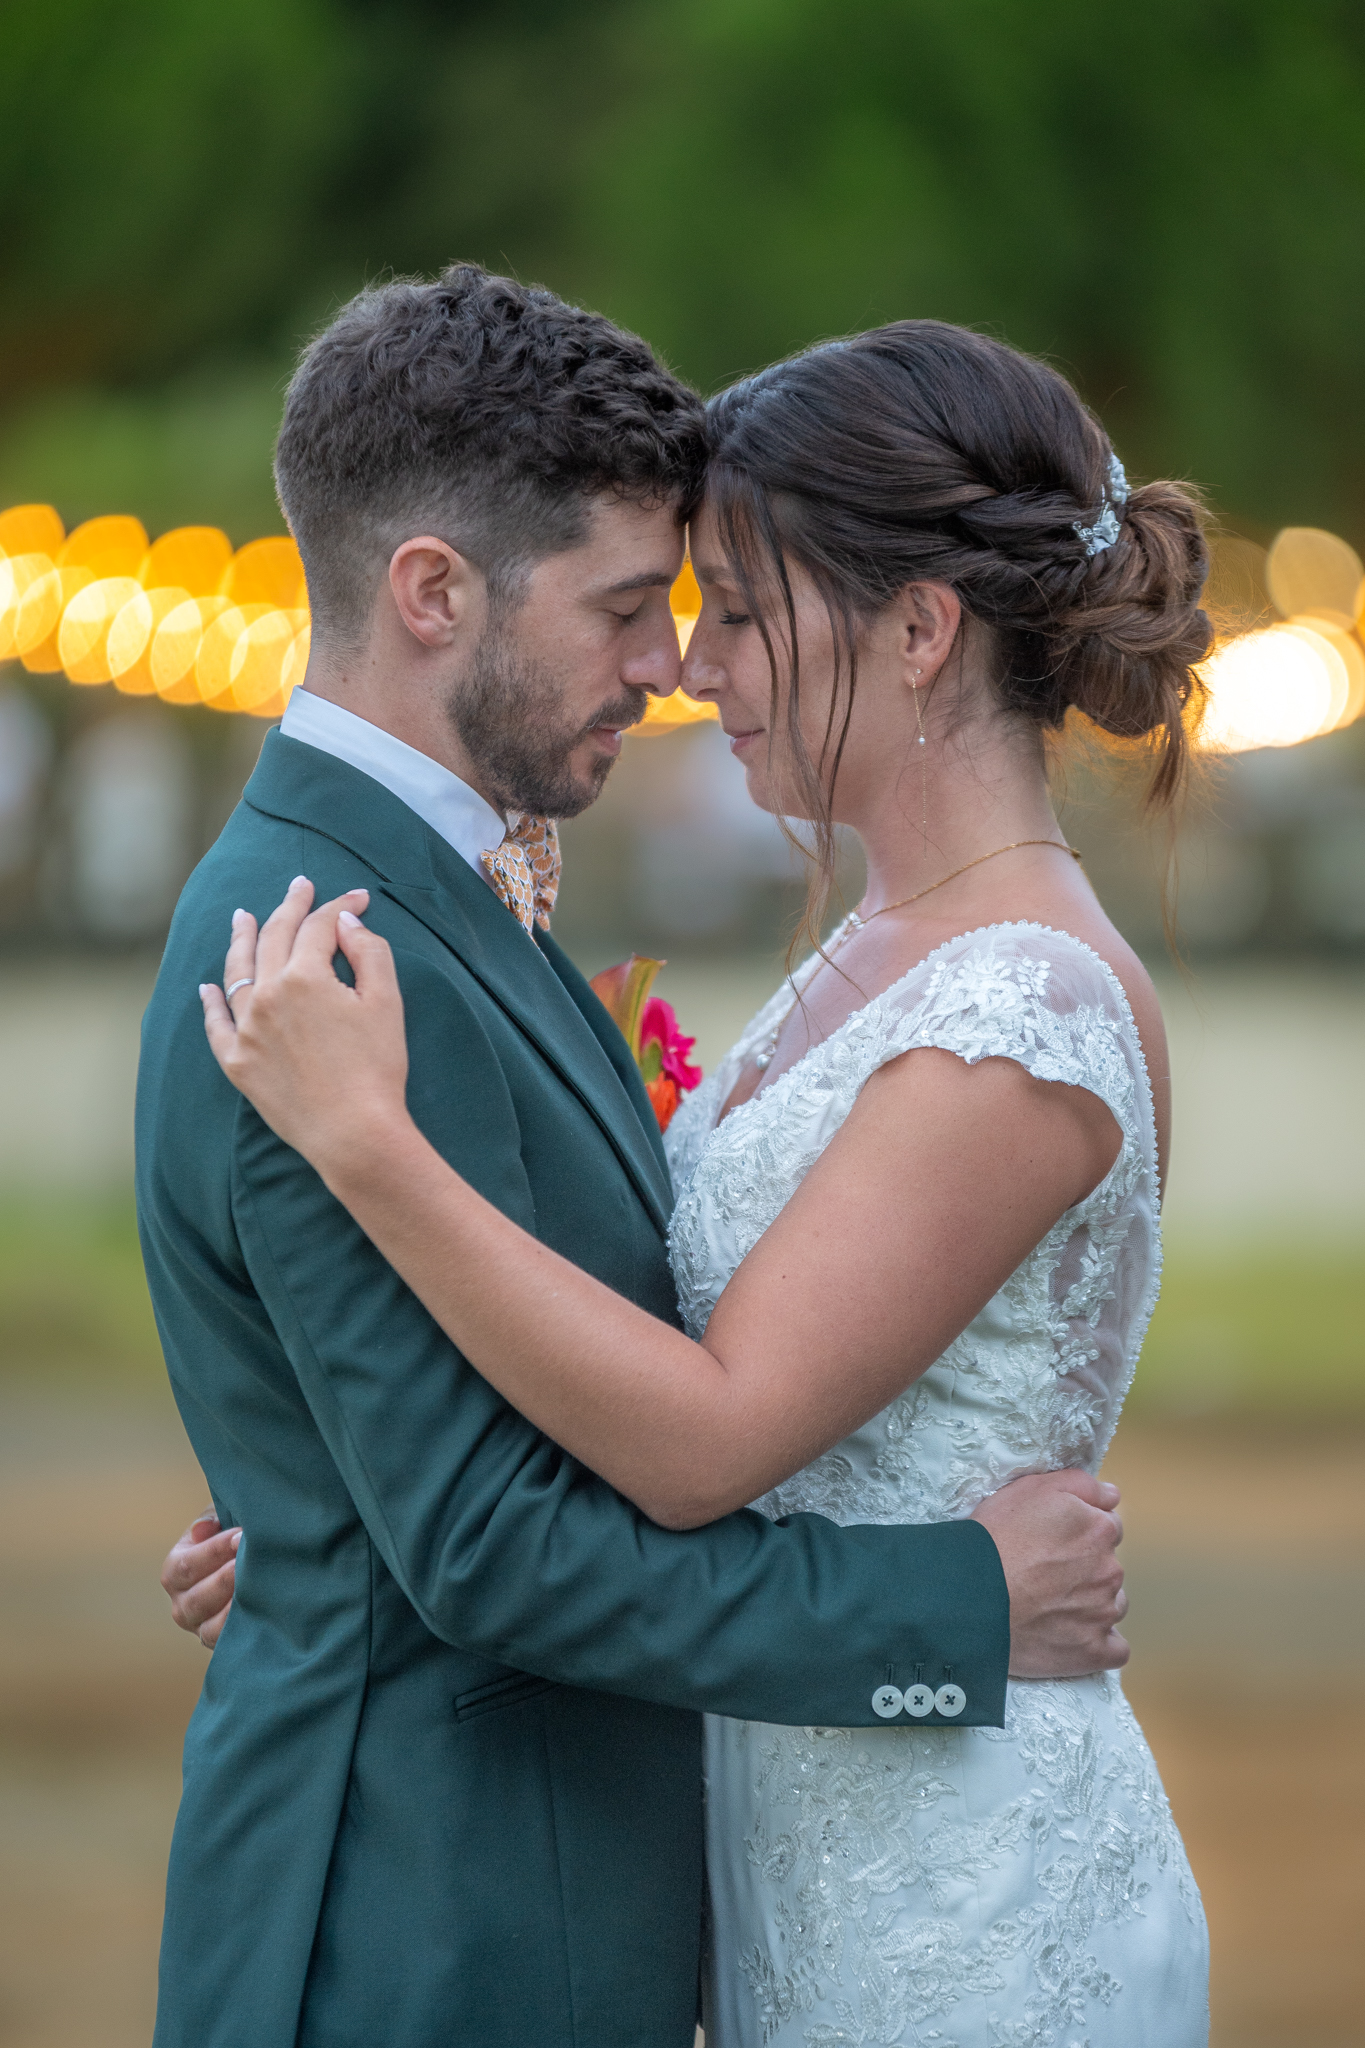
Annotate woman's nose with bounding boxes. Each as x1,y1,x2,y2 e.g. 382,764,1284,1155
680,633,723,700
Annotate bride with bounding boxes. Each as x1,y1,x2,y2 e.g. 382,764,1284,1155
199,322,1210,2046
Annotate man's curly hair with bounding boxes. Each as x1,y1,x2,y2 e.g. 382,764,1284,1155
275,263,706,647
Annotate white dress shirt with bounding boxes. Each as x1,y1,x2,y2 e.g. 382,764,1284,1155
279,687,507,875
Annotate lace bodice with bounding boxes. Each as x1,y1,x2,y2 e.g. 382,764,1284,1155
667,926,1206,2048
664,922,1162,1524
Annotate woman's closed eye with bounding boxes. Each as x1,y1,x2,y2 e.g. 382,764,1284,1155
719,609,752,627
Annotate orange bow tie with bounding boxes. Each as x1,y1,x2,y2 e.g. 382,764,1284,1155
481,814,562,934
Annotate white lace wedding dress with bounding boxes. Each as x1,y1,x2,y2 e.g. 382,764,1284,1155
664,923,1209,2048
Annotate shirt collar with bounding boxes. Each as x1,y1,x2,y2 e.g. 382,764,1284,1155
279,687,507,874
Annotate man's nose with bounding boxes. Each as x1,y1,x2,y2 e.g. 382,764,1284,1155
625,623,683,699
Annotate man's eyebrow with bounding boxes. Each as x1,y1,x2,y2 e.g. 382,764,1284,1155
593,570,679,596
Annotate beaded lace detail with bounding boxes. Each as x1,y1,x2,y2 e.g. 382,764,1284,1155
665,925,1207,2048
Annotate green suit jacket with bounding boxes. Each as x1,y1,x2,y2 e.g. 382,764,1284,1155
136,730,1009,2048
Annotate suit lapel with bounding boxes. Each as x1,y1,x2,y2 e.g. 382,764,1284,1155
245,733,674,1239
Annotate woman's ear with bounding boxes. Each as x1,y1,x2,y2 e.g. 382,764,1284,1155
898,580,962,687
388,537,482,648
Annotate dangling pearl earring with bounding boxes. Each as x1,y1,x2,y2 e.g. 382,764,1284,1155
912,667,929,847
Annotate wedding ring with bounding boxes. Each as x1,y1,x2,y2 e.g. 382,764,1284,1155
225,978,255,1003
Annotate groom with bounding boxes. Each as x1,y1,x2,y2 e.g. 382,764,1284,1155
139,264,1128,2048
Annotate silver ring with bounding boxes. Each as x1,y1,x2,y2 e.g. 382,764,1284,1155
225,978,255,1003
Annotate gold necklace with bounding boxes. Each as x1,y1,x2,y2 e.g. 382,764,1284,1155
751,838,1081,1072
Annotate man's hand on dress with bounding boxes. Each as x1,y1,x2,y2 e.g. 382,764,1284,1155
162,1512,239,1649
971,1469,1129,1677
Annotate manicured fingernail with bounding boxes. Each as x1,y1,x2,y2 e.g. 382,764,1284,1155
229,1530,242,1552
339,911,361,928
289,875,308,890
231,907,246,924
198,983,210,998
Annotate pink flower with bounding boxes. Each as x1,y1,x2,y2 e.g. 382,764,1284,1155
639,997,702,1093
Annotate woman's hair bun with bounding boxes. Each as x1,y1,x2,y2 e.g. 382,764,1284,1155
1002,476,1213,806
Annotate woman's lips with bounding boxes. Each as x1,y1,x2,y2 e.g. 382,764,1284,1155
726,728,763,758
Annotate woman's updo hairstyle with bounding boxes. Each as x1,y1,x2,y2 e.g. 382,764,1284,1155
704,321,1211,934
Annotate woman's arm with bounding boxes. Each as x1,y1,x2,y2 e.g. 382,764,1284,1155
203,883,1120,1528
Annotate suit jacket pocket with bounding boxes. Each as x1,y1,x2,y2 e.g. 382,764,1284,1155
453,1669,557,1723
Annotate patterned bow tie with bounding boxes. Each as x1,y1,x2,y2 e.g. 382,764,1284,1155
481,813,562,934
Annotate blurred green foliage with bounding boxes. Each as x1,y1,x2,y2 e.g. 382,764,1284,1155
0,1200,161,1383
1,0,1364,542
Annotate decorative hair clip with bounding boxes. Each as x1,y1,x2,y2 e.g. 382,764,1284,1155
1075,452,1130,558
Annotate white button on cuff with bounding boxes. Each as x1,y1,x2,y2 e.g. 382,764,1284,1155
935,1683,967,1718
871,1684,904,1719
903,1682,935,1717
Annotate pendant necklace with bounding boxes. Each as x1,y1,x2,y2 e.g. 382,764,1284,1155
750,837,1082,1073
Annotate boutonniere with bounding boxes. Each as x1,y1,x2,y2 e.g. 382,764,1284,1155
589,954,702,1132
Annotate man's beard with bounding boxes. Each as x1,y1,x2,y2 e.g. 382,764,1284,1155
446,619,648,819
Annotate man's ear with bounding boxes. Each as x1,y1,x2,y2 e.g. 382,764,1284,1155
389,536,483,647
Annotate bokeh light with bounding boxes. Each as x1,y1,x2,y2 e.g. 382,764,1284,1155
229,606,309,715
670,560,702,653
108,586,193,695
221,536,306,609
138,527,233,597
195,602,276,710
1200,624,1337,751
57,576,144,684
0,502,65,558
0,552,56,660
150,596,234,704
1198,527,1365,754
58,515,148,581
1301,615,1365,729
1265,526,1365,621
17,566,96,671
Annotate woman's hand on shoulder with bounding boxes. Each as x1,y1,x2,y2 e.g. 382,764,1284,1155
200,875,413,1188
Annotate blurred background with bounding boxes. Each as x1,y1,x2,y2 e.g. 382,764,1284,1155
1,3,1362,2044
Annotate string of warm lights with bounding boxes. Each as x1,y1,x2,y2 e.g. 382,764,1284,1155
2,504,1362,751
0,506,309,721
